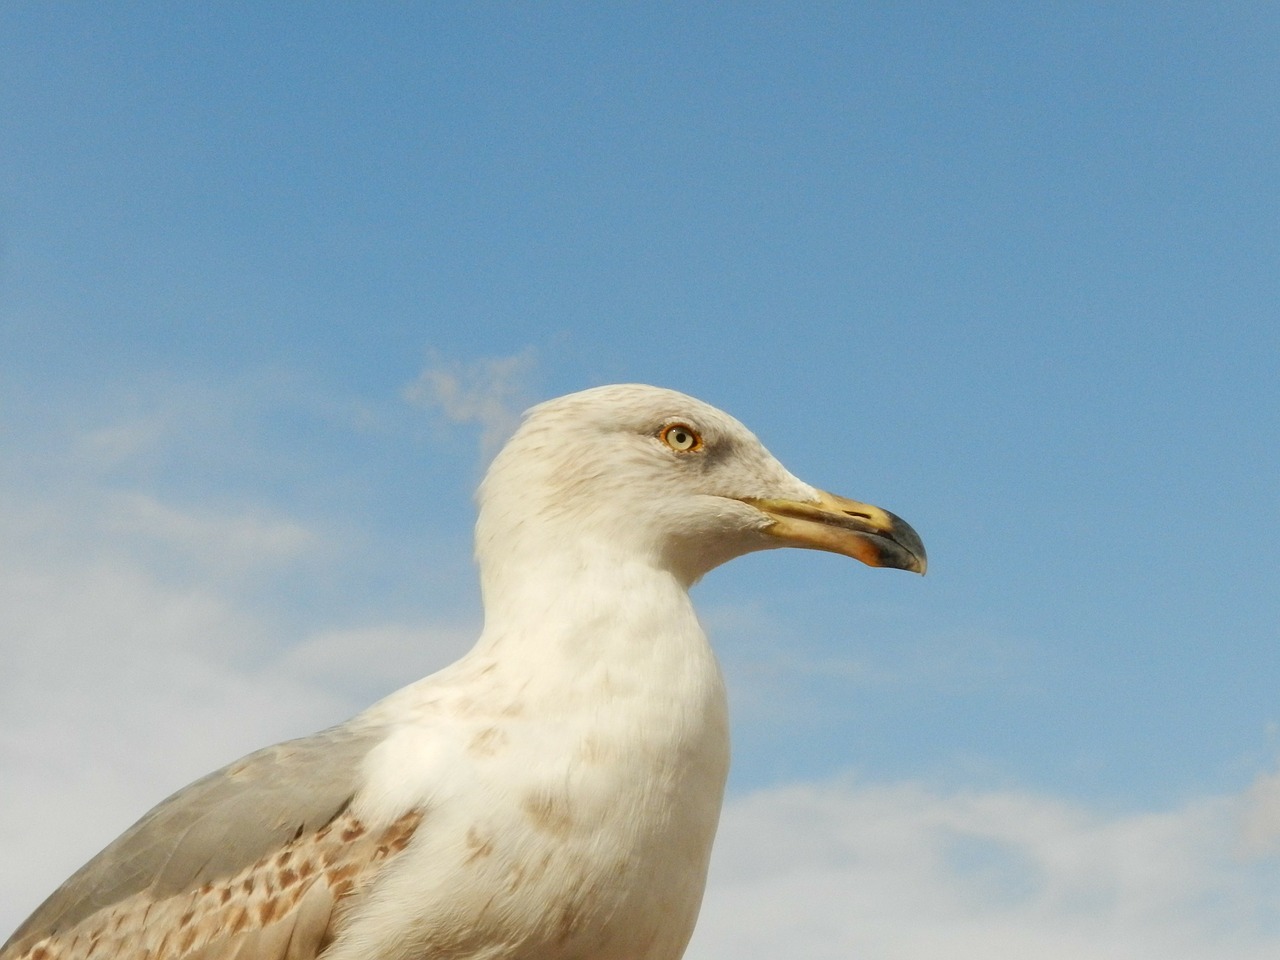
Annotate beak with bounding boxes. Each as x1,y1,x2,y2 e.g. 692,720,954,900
740,490,927,574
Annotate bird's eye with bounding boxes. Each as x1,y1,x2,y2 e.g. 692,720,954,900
660,423,702,453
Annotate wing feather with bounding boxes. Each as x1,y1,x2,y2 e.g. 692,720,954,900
1,724,421,960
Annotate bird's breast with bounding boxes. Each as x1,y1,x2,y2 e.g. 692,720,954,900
343,628,730,960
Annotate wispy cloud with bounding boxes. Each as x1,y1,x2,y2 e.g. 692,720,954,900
75,415,174,468
689,776,1280,960
102,491,320,572
0,390,477,932
402,347,538,457
1241,770,1280,856
0,547,334,928
275,622,476,701
0,502,474,933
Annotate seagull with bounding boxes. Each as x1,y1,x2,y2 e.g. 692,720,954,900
3,384,925,960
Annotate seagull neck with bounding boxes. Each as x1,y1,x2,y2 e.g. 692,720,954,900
473,543,701,661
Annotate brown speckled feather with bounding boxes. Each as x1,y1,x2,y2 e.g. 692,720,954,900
1,726,421,960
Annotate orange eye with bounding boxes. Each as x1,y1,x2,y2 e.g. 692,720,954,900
660,423,702,452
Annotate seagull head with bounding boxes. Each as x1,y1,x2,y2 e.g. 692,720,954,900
475,384,925,589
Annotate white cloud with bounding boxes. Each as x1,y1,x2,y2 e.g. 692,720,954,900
0,546,334,929
688,776,1280,960
1241,770,1280,856
403,347,538,456
276,622,476,701
0,477,471,934
102,490,321,571
75,414,173,467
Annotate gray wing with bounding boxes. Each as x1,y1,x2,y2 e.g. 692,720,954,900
1,723,418,960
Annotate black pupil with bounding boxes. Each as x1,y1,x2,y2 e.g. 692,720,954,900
674,430,688,445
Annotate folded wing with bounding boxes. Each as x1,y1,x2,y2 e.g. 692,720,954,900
2,725,421,960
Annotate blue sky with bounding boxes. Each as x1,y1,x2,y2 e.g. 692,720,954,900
2,4,1278,955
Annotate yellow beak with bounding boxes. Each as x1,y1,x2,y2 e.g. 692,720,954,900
740,490,927,574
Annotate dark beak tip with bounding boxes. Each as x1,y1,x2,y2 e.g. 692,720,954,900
885,515,927,576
